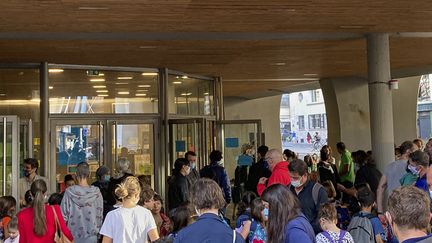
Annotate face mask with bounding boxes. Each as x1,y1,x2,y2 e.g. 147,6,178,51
23,170,30,177
408,164,420,175
185,166,191,175
263,208,269,218
190,163,196,169
354,164,360,173
103,175,111,182
429,190,432,199
218,159,224,166
291,178,303,188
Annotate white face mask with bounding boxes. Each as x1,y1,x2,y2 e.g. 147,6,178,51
218,159,224,166
429,190,432,199
291,178,303,188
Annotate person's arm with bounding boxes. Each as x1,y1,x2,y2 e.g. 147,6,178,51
102,236,113,243
96,190,104,229
54,205,74,241
147,228,160,242
375,235,384,243
221,169,232,203
180,179,189,203
60,191,70,223
257,177,268,196
240,220,251,239
376,175,388,213
339,154,349,177
3,217,10,239
337,183,357,197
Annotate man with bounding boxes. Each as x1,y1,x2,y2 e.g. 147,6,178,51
257,149,291,196
289,159,328,234
246,145,271,194
386,186,432,243
409,151,430,192
19,158,48,205
185,151,200,187
200,150,231,204
377,141,416,214
92,165,113,219
61,162,103,243
336,142,355,188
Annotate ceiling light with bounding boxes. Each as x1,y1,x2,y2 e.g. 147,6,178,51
118,91,130,95
181,92,192,96
49,69,64,73
173,81,182,84
0,94,6,96
203,92,209,95
98,73,105,76
137,90,148,92
116,82,128,85
271,63,286,66
97,94,109,97
49,86,54,90
96,90,108,93
138,85,151,88
303,73,318,76
136,93,147,96
181,75,188,79
117,77,132,80
142,72,158,76
93,85,106,88
90,78,105,82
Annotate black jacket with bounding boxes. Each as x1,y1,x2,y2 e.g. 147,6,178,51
168,174,189,210
246,159,271,194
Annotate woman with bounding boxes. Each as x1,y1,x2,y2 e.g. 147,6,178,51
261,184,314,243
17,179,73,243
100,176,159,243
174,178,244,243
168,158,191,211
317,147,340,187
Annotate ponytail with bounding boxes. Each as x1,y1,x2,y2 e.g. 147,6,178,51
30,179,47,236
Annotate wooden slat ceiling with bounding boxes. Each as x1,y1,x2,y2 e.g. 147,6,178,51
1,1,432,98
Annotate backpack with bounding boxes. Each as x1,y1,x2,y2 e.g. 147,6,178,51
347,213,376,243
321,230,347,243
248,220,266,243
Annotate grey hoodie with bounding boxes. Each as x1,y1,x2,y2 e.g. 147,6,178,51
61,185,103,243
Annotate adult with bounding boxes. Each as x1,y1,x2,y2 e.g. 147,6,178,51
92,165,114,218
174,178,244,243
386,186,432,243
200,150,231,204
262,184,315,243
283,149,297,162
168,158,191,211
409,150,430,192
106,158,134,206
317,147,340,188
288,159,328,233
18,158,48,206
18,179,73,242
336,142,355,189
377,140,415,214
413,138,424,151
61,162,103,243
246,145,271,195
257,149,291,196
353,150,382,195
185,151,200,188
100,176,159,243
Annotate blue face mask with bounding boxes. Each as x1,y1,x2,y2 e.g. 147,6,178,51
103,175,111,182
263,208,269,218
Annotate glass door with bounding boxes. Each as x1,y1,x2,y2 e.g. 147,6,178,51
218,120,262,180
0,116,19,199
108,120,157,189
50,120,104,192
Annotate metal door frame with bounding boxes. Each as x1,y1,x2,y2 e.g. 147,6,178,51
0,116,20,200
217,119,263,152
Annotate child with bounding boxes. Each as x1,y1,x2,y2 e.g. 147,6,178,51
240,198,267,243
0,196,16,240
4,216,18,243
151,194,172,237
348,186,385,243
235,191,257,232
316,203,354,243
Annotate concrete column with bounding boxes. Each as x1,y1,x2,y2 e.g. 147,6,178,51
367,33,395,172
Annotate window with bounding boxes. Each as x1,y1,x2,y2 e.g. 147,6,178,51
298,116,305,130
311,89,322,103
281,94,290,107
308,114,326,129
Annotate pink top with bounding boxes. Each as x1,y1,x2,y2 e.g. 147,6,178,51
18,204,73,243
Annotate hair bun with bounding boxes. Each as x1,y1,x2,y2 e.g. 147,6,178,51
115,184,128,199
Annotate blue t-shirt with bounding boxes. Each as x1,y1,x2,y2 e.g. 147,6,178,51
402,234,432,243
415,174,428,192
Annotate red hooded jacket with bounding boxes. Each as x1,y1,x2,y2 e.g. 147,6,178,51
257,161,291,196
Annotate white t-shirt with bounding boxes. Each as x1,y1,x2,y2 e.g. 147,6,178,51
100,205,157,243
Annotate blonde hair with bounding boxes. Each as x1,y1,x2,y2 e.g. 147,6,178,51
115,176,141,200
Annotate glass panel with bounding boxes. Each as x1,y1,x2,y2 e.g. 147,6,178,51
112,124,154,188
0,120,13,196
168,75,214,115
222,123,258,180
55,124,102,191
49,69,159,114
170,122,202,172
0,69,40,161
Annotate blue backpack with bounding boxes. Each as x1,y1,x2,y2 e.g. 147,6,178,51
248,219,266,243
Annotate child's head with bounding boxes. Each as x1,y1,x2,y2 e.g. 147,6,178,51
170,203,194,233
48,193,63,205
0,196,16,217
318,203,338,227
24,190,32,207
152,194,163,214
357,185,375,209
138,180,155,210
8,216,19,239
321,180,336,200
236,191,257,217
250,198,267,223
115,176,141,205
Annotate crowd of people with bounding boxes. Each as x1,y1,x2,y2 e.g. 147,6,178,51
0,139,432,242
